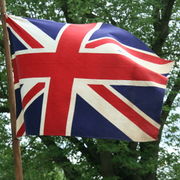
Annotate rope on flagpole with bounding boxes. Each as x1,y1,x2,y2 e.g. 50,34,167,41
0,0,23,179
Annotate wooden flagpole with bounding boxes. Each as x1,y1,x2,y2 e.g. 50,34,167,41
0,0,23,179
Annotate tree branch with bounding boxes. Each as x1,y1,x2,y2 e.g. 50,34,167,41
58,1,74,23
138,1,177,180
158,70,180,141
152,0,176,55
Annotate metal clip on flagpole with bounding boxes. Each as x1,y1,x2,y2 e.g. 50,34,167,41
0,0,23,180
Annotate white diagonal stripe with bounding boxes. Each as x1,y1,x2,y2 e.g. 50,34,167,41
6,24,31,49
80,42,173,74
72,80,155,141
104,85,160,128
16,77,50,135
79,22,103,51
85,37,159,57
8,15,55,49
8,15,70,57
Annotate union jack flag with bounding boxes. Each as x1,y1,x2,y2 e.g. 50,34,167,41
6,15,173,141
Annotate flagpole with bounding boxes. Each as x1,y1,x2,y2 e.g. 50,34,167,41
0,0,23,180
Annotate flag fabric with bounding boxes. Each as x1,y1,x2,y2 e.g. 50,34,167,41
6,15,173,142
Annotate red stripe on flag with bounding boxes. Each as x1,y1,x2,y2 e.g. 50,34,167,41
89,84,159,139
16,123,25,137
22,83,45,108
85,38,171,64
6,17,44,48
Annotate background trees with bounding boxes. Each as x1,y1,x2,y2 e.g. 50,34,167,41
0,0,179,179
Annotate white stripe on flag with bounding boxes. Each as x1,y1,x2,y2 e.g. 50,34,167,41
66,79,155,141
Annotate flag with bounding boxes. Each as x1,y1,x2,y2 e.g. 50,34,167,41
6,15,173,142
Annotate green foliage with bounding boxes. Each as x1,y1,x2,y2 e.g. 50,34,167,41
0,115,14,180
157,148,180,180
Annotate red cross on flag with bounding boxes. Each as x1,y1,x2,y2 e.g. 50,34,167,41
6,15,173,142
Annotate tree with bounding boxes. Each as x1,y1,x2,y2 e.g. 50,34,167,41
0,0,179,179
